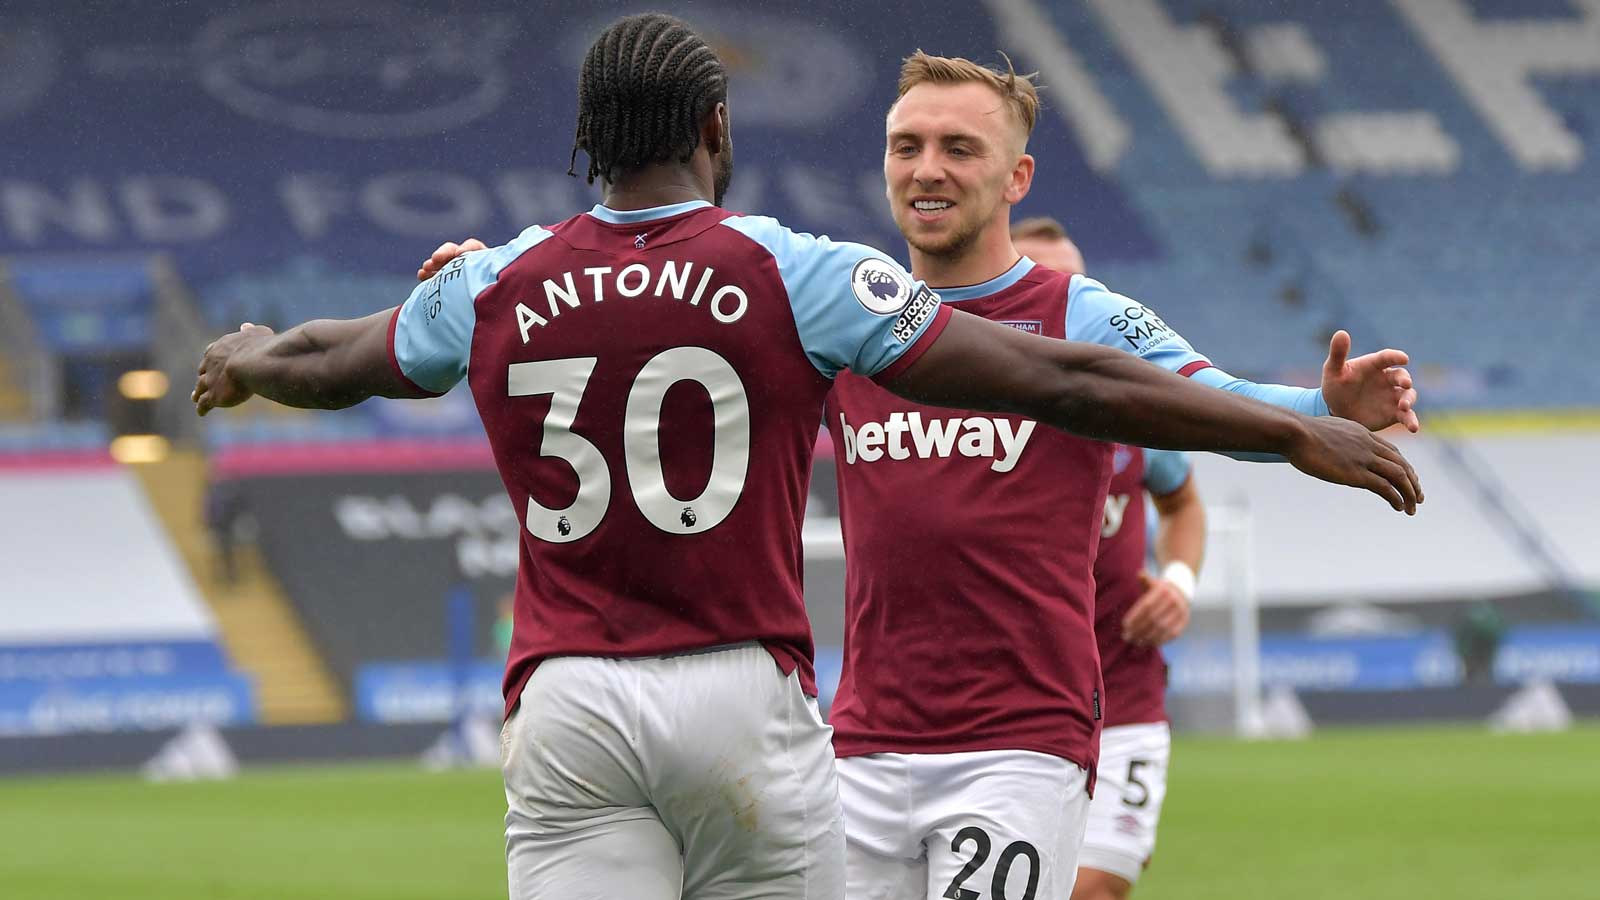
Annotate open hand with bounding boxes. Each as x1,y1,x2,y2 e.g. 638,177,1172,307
1321,330,1419,433
417,238,487,281
1287,415,1423,514
193,323,275,416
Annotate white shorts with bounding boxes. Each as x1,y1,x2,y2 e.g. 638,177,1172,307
838,749,1090,900
501,643,844,900
1079,722,1172,884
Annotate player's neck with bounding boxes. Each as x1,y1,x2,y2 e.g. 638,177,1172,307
602,165,714,212
908,226,1023,290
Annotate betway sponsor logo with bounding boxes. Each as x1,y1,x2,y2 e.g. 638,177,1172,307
836,412,1035,473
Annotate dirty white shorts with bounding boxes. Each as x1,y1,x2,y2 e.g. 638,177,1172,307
502,643,844,900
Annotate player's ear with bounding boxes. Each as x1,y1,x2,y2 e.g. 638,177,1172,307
1005,152,1035,206
705,102,730,155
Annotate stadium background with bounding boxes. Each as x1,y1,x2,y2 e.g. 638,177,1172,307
2,1,1598,897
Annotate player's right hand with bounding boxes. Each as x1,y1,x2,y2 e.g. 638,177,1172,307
1286,416,1422,514
416,238,487,281
193,323,275,417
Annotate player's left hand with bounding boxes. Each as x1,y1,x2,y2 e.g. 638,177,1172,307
1320,330,1420,433
1122,570,1191,646
192,323,274,416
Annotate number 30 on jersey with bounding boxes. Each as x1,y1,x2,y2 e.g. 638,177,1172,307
508,347,751,543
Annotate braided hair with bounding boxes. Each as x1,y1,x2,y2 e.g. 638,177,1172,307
570,14,729,185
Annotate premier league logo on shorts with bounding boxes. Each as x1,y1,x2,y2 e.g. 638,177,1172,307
850,258,912,315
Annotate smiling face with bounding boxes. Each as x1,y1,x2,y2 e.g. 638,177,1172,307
885,81,1035,262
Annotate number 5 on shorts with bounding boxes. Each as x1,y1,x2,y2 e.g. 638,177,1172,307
1124,758,1151,808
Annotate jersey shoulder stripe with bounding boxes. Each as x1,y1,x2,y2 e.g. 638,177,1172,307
719,215,945,380
390,224,556,394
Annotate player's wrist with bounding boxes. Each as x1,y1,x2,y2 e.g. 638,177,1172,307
222,343,262,392
1277,413,1314,459
1160,561,1196,602
1310,387,1332,418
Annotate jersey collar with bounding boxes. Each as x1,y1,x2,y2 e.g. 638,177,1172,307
932,257,1036,302
588,200,713,224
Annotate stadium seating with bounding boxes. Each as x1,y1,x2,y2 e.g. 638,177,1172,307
0,462,256,735
1057,0,1600,408
4,0,1595,428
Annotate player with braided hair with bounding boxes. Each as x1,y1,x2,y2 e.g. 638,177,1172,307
196,14,1422,900
570,13,730,193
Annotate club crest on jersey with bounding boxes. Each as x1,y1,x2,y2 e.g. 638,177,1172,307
850,257,912,315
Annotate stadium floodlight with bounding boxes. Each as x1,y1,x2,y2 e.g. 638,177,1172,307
109,434,169,465
118,370,170,401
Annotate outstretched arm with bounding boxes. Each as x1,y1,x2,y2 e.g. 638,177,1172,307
1188,330,1418,432
1059,277,1419,436
887,310,1422,514
192,309,428,415
198,234,501,415
408,239,1422,513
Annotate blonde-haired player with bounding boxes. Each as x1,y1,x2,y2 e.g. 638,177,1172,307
826,53,1420,900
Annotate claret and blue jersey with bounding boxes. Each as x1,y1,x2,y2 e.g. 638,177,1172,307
387,200,952,716
826,255,1324,776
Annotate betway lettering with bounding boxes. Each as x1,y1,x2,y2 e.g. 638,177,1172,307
836,412,1035,473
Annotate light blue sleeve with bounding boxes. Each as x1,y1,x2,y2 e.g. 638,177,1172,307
1187,367,1328,417
1064,276,1328,417
392,225,554,393
1142,448,1192,497
719,215,944,379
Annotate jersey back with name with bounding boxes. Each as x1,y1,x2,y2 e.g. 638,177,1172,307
824,263,1111,773
386,202,951,717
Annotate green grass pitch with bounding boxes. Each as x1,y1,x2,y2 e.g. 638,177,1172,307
1,725,1595,899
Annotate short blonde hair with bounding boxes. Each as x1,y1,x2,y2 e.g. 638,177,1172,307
896,50,1041,139
1011,216,1071,242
